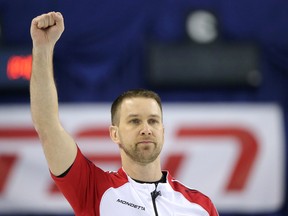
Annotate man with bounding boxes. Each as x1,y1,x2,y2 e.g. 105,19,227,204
30,12,219,216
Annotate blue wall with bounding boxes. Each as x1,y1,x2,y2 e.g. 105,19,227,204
0,0,287,215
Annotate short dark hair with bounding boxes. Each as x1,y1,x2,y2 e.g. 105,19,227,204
111,89,162,125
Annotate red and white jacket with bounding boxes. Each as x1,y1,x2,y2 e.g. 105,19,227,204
52,147,219,216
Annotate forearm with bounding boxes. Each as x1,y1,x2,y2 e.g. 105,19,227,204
30,46,59,133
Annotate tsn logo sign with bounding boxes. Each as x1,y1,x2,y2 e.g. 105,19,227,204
0,104,285,214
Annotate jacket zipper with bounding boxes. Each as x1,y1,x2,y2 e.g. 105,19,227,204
151,183,161,216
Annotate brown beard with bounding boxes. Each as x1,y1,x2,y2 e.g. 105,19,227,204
119,142,161,164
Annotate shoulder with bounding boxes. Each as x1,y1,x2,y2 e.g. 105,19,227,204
167,173,218,216
56,147,128,186
169,178,211,203
75,149,129,188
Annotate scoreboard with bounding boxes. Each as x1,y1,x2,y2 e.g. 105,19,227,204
0,47,31,89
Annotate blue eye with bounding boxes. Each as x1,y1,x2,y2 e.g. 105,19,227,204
130,119,140,124
149,119,158,124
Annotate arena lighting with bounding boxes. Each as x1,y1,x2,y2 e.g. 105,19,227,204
186,10,218,44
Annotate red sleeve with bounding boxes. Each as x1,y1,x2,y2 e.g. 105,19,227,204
51,147,110,215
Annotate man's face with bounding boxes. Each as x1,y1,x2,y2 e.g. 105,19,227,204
112,97,164,164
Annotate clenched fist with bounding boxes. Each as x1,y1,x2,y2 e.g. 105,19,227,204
30,12,65,49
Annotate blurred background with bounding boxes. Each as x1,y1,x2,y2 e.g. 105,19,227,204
0,0,287,215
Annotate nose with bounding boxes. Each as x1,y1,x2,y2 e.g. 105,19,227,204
140,122,152,135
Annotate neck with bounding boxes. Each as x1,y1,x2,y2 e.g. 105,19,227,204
122,157,163,182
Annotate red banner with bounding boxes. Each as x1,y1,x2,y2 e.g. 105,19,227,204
0,104,285,214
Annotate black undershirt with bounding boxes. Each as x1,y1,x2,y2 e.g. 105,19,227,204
57,164,72,178
132,172,167,184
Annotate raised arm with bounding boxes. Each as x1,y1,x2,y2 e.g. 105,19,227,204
30,12,77,176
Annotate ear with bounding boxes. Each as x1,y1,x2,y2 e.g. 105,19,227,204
162,125,165,142
109,125,120,144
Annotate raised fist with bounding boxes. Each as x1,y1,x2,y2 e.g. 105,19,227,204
30,12,65,48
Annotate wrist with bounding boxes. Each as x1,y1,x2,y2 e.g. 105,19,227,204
32,47,54,68
32,45,54,58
